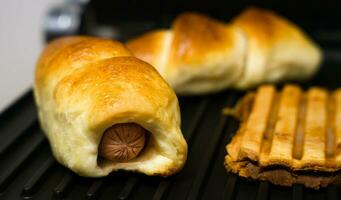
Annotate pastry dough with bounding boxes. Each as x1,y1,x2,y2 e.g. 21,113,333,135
127,12,246,94
232,8,321,89
34,36,187,177
225,84,341,189
127,7,322,94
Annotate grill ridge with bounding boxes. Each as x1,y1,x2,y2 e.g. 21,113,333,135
292,185,304,200
256,182,270,200
152,98,209,200
22,156,55,196
86,179,104,199
118,176,138,200
187,93,237,200
0,120,38,156
327,185,338,200
53,172,74,198
0,128,44,192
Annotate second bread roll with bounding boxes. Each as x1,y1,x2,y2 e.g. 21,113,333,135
127,7,322,94
127,13,246,95
232,8,322,89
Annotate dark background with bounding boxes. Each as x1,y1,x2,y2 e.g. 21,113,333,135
86,0,341,28
72,0,341,53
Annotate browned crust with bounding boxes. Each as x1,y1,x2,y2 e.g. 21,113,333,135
224,84,341,189
126,30,167,68
225,158,341,189
170,12,237,66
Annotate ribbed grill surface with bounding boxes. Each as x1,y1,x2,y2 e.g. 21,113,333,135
0,59,340,199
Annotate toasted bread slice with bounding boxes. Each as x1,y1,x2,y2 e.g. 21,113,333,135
225,84,341,189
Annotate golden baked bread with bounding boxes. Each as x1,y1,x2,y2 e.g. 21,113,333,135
224,84,341,189
127,7,322,94
34,36,187,177
232,8,321,89
127,12,246,94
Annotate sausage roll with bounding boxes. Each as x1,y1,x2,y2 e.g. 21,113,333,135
34,36,188,177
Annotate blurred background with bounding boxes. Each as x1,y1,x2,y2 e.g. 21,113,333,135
1,0,341,112
0,0,62,112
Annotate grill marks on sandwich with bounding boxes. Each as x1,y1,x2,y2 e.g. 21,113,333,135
225,84,341,188
326,93,336,159
300,88,327,168
259,88,280,164
268,85,301,166
237,85,276,161
293,92,306,160
334,89,341,161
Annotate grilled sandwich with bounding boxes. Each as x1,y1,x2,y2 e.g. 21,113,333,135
224,84,341,189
